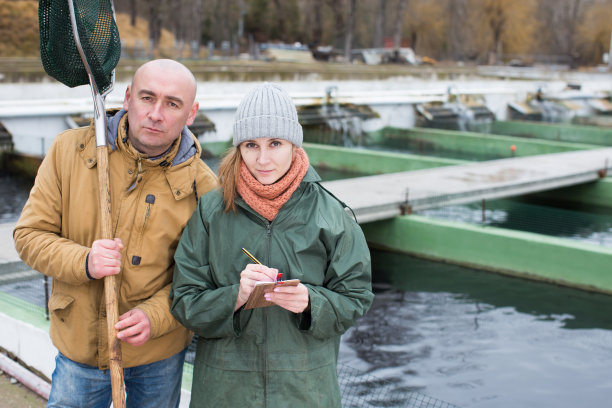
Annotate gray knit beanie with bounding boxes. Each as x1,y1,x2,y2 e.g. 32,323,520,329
232,82,303,147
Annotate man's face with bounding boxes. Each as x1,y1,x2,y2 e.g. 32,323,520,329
123,63,198,156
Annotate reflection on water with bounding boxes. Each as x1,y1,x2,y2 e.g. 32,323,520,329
418,198,612,248
339,250,612,408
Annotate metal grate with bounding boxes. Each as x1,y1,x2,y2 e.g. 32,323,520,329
338,363,460,408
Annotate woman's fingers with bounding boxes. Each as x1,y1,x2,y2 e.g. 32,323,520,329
264,283,310,313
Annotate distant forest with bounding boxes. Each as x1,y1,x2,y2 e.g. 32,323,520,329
114,0,612,65
2,0,612,66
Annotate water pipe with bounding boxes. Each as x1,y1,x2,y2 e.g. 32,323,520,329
0,352,50,401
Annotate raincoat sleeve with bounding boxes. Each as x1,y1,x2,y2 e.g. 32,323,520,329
301,210,374,340
170,198,241,338
13,131,91,285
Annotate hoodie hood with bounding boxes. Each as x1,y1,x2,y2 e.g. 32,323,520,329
106,109,199,167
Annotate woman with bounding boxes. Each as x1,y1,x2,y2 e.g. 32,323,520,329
170,83,373,407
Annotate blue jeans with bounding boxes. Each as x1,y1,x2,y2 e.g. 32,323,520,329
47,348,186,408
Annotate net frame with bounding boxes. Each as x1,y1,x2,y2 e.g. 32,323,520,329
39,0,120,94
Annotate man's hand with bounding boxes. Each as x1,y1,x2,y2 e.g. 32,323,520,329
88,238,124,279
116,308,151,346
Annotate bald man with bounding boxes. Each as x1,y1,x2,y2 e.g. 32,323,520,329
14,59,218,407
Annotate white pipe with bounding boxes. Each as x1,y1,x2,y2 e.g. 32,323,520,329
0,353,50,401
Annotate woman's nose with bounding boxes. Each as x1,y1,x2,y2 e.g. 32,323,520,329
257,148,270,164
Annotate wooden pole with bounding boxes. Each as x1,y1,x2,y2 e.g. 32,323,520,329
65,1,126,404
96,145,125,407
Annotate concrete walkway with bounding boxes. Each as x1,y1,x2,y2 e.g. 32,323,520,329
0,222,19,265
322,147,612,223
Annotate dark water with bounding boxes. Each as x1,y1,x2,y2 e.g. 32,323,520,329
0,174,32,223
340,250,612,408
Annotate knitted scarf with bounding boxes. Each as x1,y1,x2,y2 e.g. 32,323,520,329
237,148,309,221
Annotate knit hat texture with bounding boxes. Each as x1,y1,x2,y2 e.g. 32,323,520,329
233,82,303,147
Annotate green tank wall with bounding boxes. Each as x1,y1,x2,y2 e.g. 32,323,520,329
368,126,595,158
491,120,612,146
303,142,462,174
525,177,612,209
362,215,612,295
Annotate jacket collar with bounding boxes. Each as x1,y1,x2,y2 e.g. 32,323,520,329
79,109,202,201
108,109,201,167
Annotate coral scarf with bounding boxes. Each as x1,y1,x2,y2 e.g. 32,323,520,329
237,148,309,221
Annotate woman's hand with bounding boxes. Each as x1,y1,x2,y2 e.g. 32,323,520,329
235,264,278,311
264,283,310,314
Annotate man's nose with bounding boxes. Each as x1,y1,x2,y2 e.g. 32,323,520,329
148,102,164,121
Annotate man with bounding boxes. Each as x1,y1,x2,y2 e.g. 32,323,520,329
13,59,217,407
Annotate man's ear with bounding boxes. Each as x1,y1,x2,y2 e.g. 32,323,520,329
123,85,131,111
185,102,199,126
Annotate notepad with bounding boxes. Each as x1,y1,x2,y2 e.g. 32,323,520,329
243,279,300,310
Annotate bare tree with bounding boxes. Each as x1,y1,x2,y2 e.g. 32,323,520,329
344,0,356,61
447,0,469,60
325,0,346,49
130,0,137,27
271,0,285,41
148,0,163,54
172,0,187,53
311,0,323,47
483,0,506,64
575,0,612,65
393,0,408,49
373,0,386,48
183,0,206,57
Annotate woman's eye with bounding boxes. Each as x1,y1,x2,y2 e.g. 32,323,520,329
245,142,257,148
270,140,281,147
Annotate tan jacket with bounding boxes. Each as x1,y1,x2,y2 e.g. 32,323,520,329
14,113,217,369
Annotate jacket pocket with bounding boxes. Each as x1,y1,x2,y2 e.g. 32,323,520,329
48,293,75,322
130,194,156,266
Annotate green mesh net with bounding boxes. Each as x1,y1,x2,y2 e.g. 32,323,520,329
39,0,121,94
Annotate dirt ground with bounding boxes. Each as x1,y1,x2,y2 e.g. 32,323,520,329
0,371,46,408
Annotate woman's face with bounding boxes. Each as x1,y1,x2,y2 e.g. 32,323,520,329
239,138,295,185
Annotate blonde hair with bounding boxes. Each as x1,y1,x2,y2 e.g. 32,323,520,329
217,146,242,213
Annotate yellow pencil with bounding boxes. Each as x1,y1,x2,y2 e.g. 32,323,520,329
241,247,262,265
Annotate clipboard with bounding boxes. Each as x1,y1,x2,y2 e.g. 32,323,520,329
243,279,300,310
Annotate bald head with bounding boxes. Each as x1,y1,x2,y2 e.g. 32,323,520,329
132,59,197,103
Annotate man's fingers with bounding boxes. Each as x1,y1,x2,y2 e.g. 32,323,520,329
115,310,151,345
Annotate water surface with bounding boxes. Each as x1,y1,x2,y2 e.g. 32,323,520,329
340,250,612,407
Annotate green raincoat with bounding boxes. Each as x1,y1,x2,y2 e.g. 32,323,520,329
171,167,373,407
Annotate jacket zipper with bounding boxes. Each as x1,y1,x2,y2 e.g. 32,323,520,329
263,222,272,407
